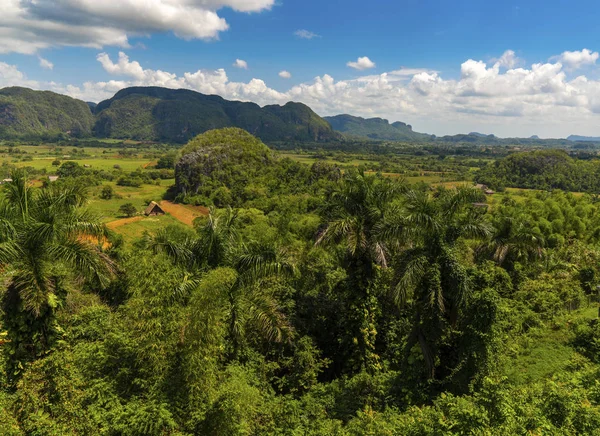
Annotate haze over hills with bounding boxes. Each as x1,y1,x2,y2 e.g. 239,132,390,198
567,135,600,142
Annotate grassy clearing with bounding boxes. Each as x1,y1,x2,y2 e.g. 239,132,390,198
87,179,174,221
14,158,153,173
280,153,380,167
108,214,185,243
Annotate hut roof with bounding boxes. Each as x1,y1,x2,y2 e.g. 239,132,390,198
144,201,165,216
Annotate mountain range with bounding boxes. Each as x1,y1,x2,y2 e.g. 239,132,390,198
0,86,340,144
323,114,432,141
0,86,597,145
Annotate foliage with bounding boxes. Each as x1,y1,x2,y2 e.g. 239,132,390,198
3,128,600,434
119,203,138,217
476,149,600,193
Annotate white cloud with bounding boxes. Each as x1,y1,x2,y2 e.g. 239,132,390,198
555,49,599,70
38,56,54,70
0,62,39,88
492,50,521,69
233,59,248,69
8,49,600,137
279,70,291,79
0,0,275,55
347,56,376,71
294,29,320,39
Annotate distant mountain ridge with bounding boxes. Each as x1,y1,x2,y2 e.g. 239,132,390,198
1,85,599,147
0,86,340,144
324,114,432,141
93,87,340,143
567,135,600,142
0,87,94,138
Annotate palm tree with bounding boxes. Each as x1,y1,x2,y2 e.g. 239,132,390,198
222,242,295,358
391,187,491,379
316,171,403,373
144,208,294,359
145,206,240,270
477,214,544,269
0,170,114,381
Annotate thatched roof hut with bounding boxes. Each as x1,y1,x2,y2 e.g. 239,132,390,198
144,201,165,216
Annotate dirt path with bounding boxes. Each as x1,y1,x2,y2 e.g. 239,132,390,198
106,216,144,229
159,201,209,226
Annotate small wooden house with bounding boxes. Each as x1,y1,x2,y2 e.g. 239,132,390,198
144,201,165,216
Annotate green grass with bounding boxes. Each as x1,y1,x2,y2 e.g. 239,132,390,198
279,153,380,167
87,180,173,221
12,158,154,173
110,214,185,243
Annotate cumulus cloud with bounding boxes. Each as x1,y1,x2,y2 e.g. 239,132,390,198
0,0,275,55
8,49,600,137
279,70,291,79
0,62,40,88
555,49,599,70
233,59,248,69
38,56,54,70
347,56,376,71
295,29,320,39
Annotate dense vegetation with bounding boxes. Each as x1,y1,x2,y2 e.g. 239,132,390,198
0,87,94,139
2,129,600,434
476,149,600,193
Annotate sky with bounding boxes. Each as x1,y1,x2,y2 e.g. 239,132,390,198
2,0,600,138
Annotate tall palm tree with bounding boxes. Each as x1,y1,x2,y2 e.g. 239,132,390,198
222,242,295,358
316,170,403,373
0,170,114,381
391,187,491,379
144,208,294,359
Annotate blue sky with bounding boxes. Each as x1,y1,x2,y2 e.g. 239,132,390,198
2,0,600,137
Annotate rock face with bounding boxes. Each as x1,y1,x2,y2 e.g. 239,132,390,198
175,128,274,195
0,87,94,138
93,87,341,143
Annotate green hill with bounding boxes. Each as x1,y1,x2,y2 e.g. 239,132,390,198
324,114,432,141
175,127,275,200
0,87,94,138
94,87,341,143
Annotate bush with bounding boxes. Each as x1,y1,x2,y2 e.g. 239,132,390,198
119,203,137,217
100,185,114,200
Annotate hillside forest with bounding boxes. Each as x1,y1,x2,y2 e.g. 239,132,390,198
2,128,600,435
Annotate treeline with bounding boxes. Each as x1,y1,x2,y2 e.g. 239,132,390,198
2,130,600,434
476,149,600,192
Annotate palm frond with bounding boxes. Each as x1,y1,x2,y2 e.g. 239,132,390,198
245,289,293,344
391,249,428,307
